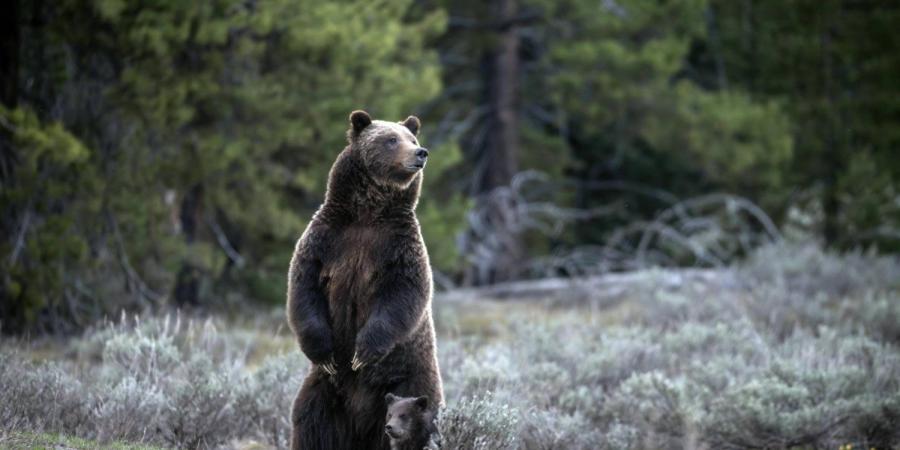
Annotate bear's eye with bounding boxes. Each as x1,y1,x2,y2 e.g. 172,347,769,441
387,137,398,145
399,414,407,420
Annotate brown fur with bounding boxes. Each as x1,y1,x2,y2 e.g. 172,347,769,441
287,111,442,450
384,394,439,450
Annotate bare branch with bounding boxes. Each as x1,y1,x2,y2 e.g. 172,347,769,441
106,211,163,305
205,214,245,268
7,206,31,266
460,170,782,284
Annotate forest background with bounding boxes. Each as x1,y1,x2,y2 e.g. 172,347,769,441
2,0,898,333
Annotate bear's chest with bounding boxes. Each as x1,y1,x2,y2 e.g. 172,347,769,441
320,225,386,306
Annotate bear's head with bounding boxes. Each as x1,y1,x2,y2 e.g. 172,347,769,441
347,110,428,188
384,393,433,444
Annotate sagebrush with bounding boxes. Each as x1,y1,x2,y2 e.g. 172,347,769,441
2,243,899,449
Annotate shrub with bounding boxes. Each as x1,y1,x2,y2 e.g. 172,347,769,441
92,375,166,442
0,353,89,434
0,314,306,449
234,353,307,449
440,392,521,450
519,410,603,450
2,244,899,449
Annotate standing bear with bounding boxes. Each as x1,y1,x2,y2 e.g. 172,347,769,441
287,110,443,450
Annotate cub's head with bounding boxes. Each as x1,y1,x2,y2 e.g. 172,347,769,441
348,110,428,188
384,393,432,443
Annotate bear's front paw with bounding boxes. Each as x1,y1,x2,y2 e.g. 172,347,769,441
351,343,389,371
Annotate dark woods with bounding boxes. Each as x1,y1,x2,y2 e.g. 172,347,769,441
2,0,899,334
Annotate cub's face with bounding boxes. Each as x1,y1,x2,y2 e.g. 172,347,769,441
384,393,430,442
349,111,428,188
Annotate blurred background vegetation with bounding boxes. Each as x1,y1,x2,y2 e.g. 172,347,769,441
2,0,899,334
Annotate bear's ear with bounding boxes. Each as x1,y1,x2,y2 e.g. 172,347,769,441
350,110,372,135
401,115,420,136
414,396,429,411
385,393,398,405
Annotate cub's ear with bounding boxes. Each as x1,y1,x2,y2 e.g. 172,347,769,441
385,393,398,405
401,115,420,136
350,110,372,135
414,396,429,411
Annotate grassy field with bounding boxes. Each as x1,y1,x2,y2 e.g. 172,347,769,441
2,244,899,449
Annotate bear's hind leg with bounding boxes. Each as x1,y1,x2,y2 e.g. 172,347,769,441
291,373,349,450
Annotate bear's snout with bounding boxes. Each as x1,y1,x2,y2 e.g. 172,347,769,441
413,147,428,168
385,423,401,439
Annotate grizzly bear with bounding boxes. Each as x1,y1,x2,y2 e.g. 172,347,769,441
287,110,444,450
384,393,440,450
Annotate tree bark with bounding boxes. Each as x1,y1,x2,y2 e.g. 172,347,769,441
466,0,523,285
0,0,17,109
0,0,18,185
821,5,842,247
173,184,203,307
480,0,520,193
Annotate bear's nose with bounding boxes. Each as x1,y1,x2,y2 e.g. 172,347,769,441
385,424,393,432
415,147,429,161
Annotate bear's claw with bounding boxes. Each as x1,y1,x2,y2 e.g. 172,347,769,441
321,357,337,375
351,352,366,371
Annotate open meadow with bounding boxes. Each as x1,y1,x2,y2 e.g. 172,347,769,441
2,243,899,449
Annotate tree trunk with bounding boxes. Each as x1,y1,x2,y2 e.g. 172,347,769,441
0,0,18,184
821,6,842,247
0,0,19,253
480,0,519,193
466,0,523,285
0,0,17,109
173,184,203,307
1,1,22,331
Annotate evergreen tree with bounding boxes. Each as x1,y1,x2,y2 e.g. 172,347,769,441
1,0,449,332
711,0,900,248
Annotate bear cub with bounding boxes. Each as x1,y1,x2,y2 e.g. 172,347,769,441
384,393,440,450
